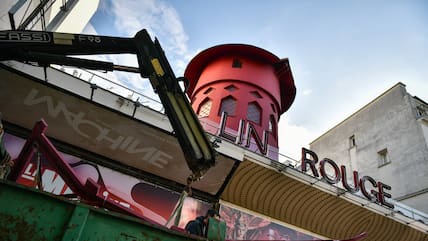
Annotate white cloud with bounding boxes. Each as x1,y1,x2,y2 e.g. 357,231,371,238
88,0,191,95
82,0,192,106
277,116,316,162
82,23,98,35
110,0,188,57
302,89,312,96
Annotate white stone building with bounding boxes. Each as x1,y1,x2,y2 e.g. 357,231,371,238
310,83,428,214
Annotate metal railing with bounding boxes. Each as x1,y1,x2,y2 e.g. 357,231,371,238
392,200,428,224
55,65,165,112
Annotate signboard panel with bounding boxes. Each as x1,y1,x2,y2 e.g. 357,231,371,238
0,66,235,194
3,131,204,224
219,204,319,240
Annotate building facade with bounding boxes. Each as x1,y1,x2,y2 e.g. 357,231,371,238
0,1,428,239
2,64,427,240
310,83,428,214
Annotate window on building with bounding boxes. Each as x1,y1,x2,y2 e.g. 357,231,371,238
232,58,242,68
349,135,356,148
197,98,212,118
378,148,390,167
224,84,237,92
416,105,427,118
247,102,261,124
219,96,236,116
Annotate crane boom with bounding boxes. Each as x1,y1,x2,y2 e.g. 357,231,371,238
0,29,216,180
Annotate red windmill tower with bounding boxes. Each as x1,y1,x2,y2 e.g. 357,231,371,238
184,44,296,160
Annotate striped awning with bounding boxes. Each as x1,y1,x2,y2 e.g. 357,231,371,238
221,160,428,241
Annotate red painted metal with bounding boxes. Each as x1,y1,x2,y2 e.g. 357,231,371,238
7,119,162,226
184,44,296,152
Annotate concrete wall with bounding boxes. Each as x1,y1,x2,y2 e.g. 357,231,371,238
310,83,428,213
48,0,99,33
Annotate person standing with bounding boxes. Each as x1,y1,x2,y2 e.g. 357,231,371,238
185,209,219,236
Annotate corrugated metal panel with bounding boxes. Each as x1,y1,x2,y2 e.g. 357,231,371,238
0,180,201,241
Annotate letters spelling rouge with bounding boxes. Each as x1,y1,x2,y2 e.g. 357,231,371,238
301,148,394,209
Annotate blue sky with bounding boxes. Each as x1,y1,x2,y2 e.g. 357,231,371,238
89,0,428,160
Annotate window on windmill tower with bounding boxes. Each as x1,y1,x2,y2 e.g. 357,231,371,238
232,58,242,68
224,84,238,92
250,91,262,99
269,115,276,134
270,103,276,113
219,96,237,116
247,102,261,124
197,98,212,118
203,87,213,95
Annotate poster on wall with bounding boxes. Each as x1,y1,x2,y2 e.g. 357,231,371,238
219,205,319,240
3,132,184,224
175,196,212,229
0,66,236,195
3,131,361,241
